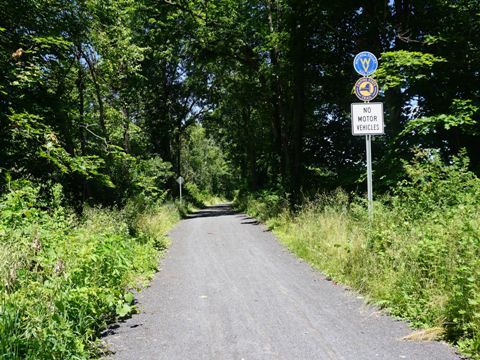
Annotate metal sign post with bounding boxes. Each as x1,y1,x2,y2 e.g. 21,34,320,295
352,51,383,218
177,176,184,203
366,135,373,216
351,103,384,217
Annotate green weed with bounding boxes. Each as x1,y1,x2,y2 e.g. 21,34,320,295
0,181,180,358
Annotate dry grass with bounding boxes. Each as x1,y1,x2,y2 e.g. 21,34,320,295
136,207,178,238
403,327,444,342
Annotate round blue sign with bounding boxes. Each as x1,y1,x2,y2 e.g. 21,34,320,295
353,51,378,76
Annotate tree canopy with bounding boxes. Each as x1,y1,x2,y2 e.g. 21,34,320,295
0,0,478,204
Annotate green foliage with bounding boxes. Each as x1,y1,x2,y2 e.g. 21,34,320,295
377,51,446,91
394,149,479,214
6,111,115,188
0,0,479,356
0,181,179,358
131,157,173,201
0,0,479,205
181,125,233,197
184,182,211,207
234,189,289,222
239,152,480,358
402,100,479,136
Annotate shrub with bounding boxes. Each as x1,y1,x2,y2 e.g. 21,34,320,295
234,189,289,221
0,181,179,358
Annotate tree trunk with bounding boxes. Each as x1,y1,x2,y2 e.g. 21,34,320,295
76,46,88,207
289,0,307,195
267,0,289,185
243,107,258,190
176,120,181,177
83,53,108,142
122,105,130,153
77,48,86,155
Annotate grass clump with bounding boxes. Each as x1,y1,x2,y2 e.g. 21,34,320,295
236,150,480,359
0,182,180,359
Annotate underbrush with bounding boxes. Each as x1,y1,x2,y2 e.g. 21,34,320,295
236,151,480,359
184,182,229,208
0,182,180,359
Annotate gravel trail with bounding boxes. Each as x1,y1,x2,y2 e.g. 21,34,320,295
104,204,461,360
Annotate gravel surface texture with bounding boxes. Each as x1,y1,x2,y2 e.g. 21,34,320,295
103,204,462,360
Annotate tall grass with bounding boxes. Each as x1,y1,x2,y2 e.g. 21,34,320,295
236,151,480,359
0,182,180,359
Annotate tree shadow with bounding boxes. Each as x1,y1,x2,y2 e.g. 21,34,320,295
237,214,271,231
186,204,237,219
240,219,261,225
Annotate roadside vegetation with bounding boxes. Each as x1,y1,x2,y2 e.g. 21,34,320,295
0,126,228,359
0,181,180,359
236,151,480,359
1,0,478,358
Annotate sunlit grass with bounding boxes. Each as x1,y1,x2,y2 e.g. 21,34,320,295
0,183,181,358
236,154,480,359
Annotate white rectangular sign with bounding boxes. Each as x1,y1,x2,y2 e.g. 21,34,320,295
351,102,384,136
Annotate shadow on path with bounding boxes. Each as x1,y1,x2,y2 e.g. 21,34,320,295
185,204,236,219
240,219,261,225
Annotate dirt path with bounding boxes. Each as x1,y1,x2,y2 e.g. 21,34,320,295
104,204,461,360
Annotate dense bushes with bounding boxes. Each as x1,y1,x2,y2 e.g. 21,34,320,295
234,189,289,222
180,125,234,199
0,181,179,359
236,151,480,359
